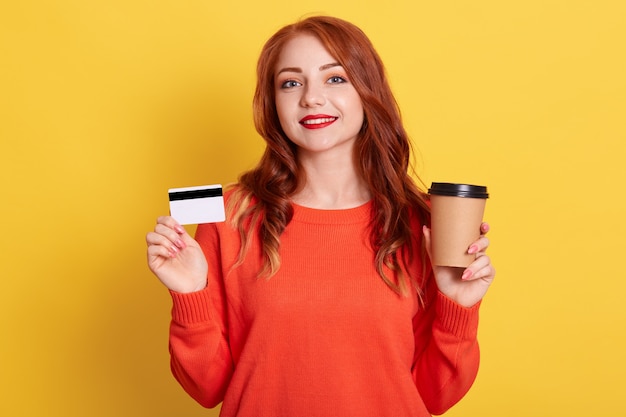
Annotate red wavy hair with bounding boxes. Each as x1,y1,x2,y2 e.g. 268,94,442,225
229,15,431,295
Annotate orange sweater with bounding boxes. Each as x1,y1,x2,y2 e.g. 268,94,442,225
168,200,480,417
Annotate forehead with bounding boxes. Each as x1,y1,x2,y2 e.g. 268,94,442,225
275,34,337,70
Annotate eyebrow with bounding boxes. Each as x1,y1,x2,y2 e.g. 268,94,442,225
276,62,342,75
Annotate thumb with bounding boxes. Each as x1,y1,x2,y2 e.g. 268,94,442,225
422,225,432,258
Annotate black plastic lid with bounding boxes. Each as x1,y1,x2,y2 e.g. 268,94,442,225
428,182,489,199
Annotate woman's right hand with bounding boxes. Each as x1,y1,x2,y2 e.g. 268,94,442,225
146,216,208,293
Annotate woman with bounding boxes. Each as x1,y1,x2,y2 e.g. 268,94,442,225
146,15,495,417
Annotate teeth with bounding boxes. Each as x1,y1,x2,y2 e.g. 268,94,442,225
302,117,336,125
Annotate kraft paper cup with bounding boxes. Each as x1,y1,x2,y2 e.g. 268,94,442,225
428,183,489,267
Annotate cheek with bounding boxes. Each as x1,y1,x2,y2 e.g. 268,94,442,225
275,95,297,124
275,108,301,144
344,94,365,126
336,90,363,114
274,97,289,128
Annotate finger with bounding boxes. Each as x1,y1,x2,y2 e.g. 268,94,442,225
461,255,494,281
147,242,176,260
146,230,177,248
466,263,495,282
154,224,187,250
146,231,181,256
157,216,186,235
468,236,490,254
156,216,196,247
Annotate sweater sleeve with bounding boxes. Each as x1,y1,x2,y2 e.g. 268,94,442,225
168,223,234,408
411,279,481,415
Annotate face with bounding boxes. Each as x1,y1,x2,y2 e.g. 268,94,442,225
274,34,364,160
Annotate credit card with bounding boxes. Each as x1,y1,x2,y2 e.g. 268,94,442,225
168,184,225,225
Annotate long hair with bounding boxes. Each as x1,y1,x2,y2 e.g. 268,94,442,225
229,15,431,295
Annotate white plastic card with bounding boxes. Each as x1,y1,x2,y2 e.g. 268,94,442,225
168,184,225,225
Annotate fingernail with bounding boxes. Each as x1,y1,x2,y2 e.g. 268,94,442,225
461,269,473,280
175,225,185,234
468,245,478,254
175,239,186,249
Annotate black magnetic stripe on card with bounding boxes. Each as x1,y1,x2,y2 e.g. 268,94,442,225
169,188,223,201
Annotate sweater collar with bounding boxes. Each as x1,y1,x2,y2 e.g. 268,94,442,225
290,200,372,225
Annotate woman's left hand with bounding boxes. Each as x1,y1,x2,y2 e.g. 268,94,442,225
423,222,496,308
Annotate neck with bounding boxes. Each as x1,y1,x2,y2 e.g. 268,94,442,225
291,152,371,209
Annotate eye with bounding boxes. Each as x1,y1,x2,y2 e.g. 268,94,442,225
327,76,347,84
280,79,301,89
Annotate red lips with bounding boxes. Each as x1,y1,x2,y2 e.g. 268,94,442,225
299,114,338,129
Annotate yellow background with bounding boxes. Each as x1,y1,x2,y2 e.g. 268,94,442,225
1,0,624,416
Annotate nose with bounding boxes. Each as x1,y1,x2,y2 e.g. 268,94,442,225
300,83,325,107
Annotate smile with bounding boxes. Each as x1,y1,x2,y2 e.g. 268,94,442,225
299,115,338,129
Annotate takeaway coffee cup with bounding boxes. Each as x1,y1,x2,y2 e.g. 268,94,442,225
428,183,489,267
